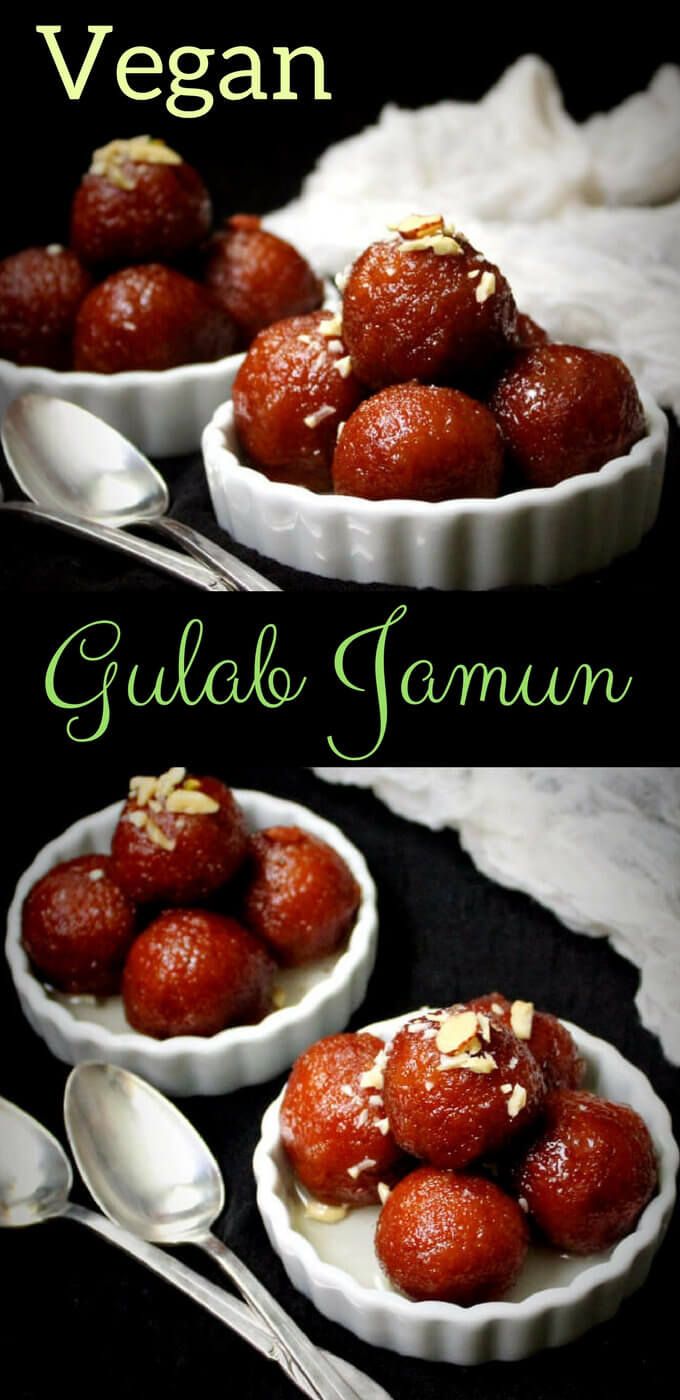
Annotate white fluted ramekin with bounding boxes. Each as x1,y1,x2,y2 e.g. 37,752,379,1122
254,1011,677,1364
5,789,377,1096
0,352,244,458
202,391,667,588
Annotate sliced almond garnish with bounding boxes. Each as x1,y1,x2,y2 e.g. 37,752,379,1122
435,1010,480,1055
397,233,463,256
388,213,446,240
155,766,186,799
439,1051,497,1074
377,1182,391,1205
319,313,343,338
304,1201,348,1223
303,404,335,429
359,1047,387,1091
375,1117,390,1136
467,268,481,279
347,1158,377,1180
128,810,148,830
90,136,182,190
510,1000,534,1040
477,1013,491,1043
129,775,157,806
507,1084,527,1118
166,788,219,815
46,243,64,256
88,869,105,882
144,818,176,852
475,270,496,303
334,355,353,378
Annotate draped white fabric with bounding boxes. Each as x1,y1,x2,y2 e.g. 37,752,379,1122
313,767,680,1064
269,56,680,415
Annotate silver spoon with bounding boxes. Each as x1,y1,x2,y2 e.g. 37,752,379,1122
2,394,280,592
0,1098,390,1400
65,1063,361,1400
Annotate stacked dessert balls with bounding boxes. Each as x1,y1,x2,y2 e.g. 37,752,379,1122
233,213,646,497
281,996,658,1305
21,768,360,1039
0,136,322,373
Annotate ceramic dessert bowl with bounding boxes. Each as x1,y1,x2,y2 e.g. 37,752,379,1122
5,789,378,1095
0,352,245,459
253,1010,677,1364
202,390,667,589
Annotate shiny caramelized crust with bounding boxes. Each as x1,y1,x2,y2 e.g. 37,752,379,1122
70,148,212,265
122,909,275,1039
342,235,517,388
469,993,585,1092
110,772,248,904
241,825,361,966
513,1089,658,1254
232,310,364,488
383,1005,546,1168
204,215,323,346
0,246,91,369
376,1166,529,1304
73,264,237,373
280,1033,403,1205
332,382,504,501
489,344,646,487
21,854,136,995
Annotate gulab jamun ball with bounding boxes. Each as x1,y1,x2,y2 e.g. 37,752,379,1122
489,344,646,488
512,1089,658,1254
241,826,361,966
204,215,323,346
232,311,364,490
383,1005,546,1169
280,1033,402,1205
0,246,91,369
375,1167,529,1304
122,909,275,1039
469,994,585,1093
73,264,237,373
332,383,504,502
110,768,248,904
21,855,136,995
70,137,212,266
341,217,517,389
513,313,550,349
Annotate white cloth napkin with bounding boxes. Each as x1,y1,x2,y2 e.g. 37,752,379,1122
313,767,680,1064
269,56,680,415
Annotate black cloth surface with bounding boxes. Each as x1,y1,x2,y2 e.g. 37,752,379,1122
0,417,677,594
1,768,675,1399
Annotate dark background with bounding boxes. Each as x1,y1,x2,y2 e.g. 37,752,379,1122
1,766,677,1399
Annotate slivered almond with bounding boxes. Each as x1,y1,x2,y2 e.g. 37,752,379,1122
334,355,353,378
510,1000,534,1040
303,405,335,429
319,313,343,337
436,1010,479,1055
375,1117,390,1136
145,818,175,852
304,1201,348,1223
347,1158,376,1180
155,766,186,799
166,788,219,814
388,213,446,240
475,270,496,303
439,1051,497,1074
128,810,148,829
507,1084,527,1118
397,233,462,256
129,775,157,806
377,1182,392,1205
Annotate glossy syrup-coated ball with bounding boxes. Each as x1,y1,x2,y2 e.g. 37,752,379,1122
232,311,364,490
469,994,585,1093
383,1005,546,1168
0,246,91,369
513,313,550,349
122,909,275,1038
342,230,517,388
22,855,136,995
110,770,248,904
281,1033,402,1205
242,826,361,966
375,1167,529,1304
70,137,212,266
73,264,237,372
513,1090,657,1253
204,215,323,346
489,344,645,487
332,383,504,501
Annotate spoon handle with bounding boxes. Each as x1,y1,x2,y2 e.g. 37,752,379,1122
0,500,229,591
201,1232,362,1400
64,1204,390,1400
155,517,281,592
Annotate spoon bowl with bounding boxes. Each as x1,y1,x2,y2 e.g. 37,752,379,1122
0,1097,71,1227
64,1062,223,1243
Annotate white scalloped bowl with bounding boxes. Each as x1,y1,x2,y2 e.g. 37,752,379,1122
254,1011,677,1364
0,351,245,458
202,390,667,589
5,789,377,1096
